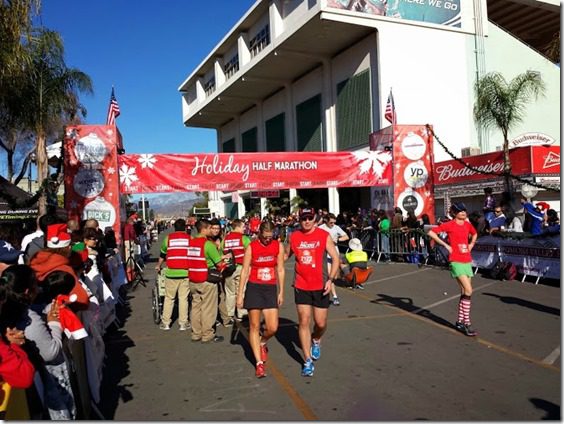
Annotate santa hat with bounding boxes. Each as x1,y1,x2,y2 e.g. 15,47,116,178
56,294,88,340
535,202,550,211
46,223,71,248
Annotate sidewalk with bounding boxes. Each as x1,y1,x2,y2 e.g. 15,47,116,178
99,234,561,420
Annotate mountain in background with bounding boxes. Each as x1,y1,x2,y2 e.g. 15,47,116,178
133,193,203,218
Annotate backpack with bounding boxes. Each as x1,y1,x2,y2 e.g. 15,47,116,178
500,261,517,281
488,260,517,281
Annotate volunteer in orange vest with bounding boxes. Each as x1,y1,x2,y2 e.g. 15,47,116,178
286,207,340,377
155,219,191,331
187,219,226,343
236,220,285,378
221,219,251,322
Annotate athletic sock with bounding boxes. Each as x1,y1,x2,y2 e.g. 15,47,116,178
461,295,472,325
457,296,465,323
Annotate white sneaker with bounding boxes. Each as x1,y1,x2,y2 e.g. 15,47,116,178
159,323,170,331
179,323,191,331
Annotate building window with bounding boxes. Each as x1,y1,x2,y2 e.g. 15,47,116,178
336,70,372,150
204,76,216,97
223,54,239,80
249,24,270,58
265,113,285,152
242,127,258,152
223,138,236,153
296,94,322,152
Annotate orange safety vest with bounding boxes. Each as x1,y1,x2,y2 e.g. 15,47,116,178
187,237,209,283
223,232,245,265
165,232,191,270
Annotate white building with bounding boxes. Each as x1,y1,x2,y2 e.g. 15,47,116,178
178,0,560,219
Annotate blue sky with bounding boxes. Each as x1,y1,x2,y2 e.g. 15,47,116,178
39,0,255,155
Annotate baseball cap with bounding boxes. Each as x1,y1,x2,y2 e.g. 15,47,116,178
299,208,315,219
0,240,22,264
450,202,467,213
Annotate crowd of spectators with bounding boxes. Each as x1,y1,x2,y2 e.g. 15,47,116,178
0,214,129,419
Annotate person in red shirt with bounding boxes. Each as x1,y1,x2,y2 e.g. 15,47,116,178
427,202,478,336
236,221,285,378
249,214,261,238
286,208,340,377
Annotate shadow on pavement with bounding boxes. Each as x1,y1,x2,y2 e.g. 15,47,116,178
529,397,561,420
482,292,560,316
97,290,135,419
371,293,455,329
274,317,303,365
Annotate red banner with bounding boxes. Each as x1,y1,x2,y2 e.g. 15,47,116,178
435,146,560,186
117,151,392,194
392,125,435,221
64,125,123,243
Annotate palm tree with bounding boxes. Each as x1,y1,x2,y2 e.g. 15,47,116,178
21,29,93,213
473,70,546,194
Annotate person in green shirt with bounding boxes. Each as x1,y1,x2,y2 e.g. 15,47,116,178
378,209,391,261
155,219,190,331
190,220,226,343
220,219,252,322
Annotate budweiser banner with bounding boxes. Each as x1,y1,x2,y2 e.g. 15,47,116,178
435,146,560,186
64,125,122,243
117,151,392,194
392,125,435,222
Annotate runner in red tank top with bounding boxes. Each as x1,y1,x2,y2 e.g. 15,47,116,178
237,221,285,378
285,208,340,377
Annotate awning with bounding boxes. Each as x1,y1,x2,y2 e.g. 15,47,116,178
0,176,39,222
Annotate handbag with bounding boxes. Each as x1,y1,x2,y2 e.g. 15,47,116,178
207,268,223,284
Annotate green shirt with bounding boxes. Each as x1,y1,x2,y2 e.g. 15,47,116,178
379,218,391,234
220,233,251,255
191,234,223,268
160,235,188,278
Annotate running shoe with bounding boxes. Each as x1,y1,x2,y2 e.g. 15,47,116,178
332,296,340,306
455,322,477,337
255,362,266,378
179,323,191,331
301,359,315,377
159,323,170,331
355,284,365,290
310,340,321,361
260,344,269,362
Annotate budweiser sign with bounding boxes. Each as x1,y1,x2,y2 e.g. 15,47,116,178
435,161,504,183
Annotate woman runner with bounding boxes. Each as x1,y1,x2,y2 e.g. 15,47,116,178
236,221,285,378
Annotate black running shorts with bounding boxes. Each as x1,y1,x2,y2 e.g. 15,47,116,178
294,287,330,309
243,282,278,310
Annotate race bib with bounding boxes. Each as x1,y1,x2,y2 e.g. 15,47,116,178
298,249,316,268
257,267,273,281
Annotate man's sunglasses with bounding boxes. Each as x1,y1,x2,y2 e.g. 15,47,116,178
300,216,315,222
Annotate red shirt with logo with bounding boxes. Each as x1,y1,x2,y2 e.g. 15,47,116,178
249,239,280,285
290,227,330,291
434,219,477,263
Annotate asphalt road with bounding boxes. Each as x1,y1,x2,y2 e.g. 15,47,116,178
98,232,561,421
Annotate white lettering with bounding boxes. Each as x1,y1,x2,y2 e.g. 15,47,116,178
191,155,250,181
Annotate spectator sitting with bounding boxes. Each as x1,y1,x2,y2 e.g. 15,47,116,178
544,209,560,234
488,207,507,234
340,238,369,289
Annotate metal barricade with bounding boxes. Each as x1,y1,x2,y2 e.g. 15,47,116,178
338,228,433,264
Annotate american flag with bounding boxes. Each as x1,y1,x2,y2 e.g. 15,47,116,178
106,87,121,126
384,89,396,125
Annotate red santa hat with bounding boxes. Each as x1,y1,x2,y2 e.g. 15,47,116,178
535,202,550,211
46,223,71,248
56,294,88,340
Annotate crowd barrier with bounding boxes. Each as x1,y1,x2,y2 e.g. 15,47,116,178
337,228,435,265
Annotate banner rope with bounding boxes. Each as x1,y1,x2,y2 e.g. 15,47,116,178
426,124,560,193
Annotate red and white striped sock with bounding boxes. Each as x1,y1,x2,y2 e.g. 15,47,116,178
457,296,465,323
461,295,472,325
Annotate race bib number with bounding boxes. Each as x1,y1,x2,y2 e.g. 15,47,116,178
298,249,316,268
257,267,273,281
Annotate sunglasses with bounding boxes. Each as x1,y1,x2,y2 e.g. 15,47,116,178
300,216,315,222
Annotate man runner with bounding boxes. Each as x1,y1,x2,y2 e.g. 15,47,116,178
286,207,340,377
